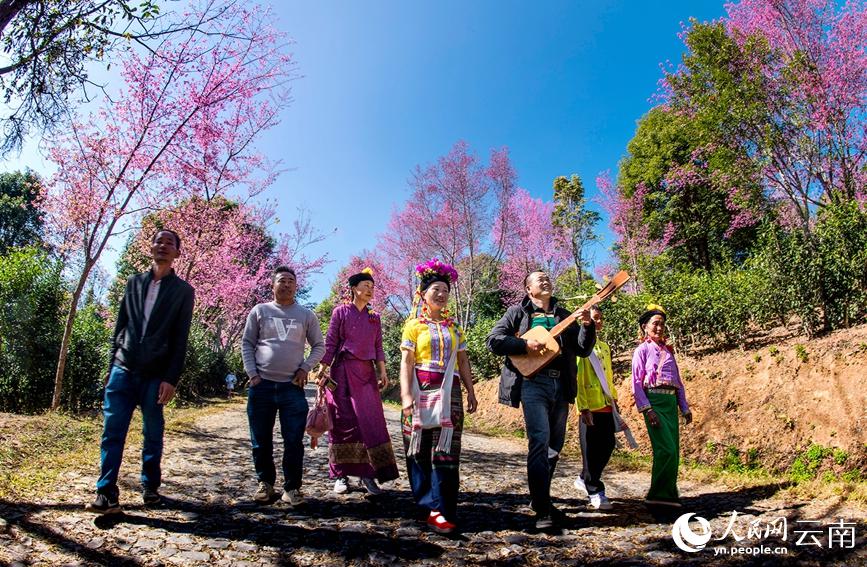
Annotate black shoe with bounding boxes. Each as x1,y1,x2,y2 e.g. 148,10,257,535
85,493,121,515
535,514,553,529
550,505,566,522
530,501,565,520
645,497,682,508
142,487,161,506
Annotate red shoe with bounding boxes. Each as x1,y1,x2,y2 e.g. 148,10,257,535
427,511,457,534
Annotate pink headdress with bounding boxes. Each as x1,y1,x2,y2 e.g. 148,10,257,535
412,258,458,322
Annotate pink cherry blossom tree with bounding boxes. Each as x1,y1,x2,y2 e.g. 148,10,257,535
41,1,295,409
377,141,514,326
492,189,571,304
122,199,328,353
665,0,866,235
596,171,674,292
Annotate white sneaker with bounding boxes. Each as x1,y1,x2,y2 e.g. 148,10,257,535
281,489,305,506
589,492,613,510
333,477,349,494
361,477,384,495
254,481,275,502
573,476,588,496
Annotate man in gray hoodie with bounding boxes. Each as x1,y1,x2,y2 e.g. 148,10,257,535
242,265,325,505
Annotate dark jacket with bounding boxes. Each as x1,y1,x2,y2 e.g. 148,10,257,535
486,295,595,408
110,269,195,385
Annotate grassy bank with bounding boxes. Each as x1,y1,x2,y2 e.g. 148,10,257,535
0,399,238,500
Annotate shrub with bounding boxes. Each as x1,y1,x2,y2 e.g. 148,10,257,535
61,304,110,412
720,446,743,472
0,248,64,413
175,323,233,402
756,203,867,336
794,344,808,363
463,315,502,381
842,470,862,483
788,443,832,483
587,250,786,356
581,258,778,355
641,258,777,351
812,202,867,330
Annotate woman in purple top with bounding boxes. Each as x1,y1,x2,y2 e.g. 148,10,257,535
631,304,692,507
319,268,399,495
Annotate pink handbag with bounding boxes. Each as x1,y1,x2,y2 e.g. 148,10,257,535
305,387,331,448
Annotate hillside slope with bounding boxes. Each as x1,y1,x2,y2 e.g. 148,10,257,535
472,324,867,474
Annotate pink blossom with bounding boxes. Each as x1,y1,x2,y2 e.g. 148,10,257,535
491,189,571,304
38,1,301,402
672,0,867,228
375,141,515,325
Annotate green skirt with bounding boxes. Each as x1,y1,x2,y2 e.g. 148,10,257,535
643,391,680,502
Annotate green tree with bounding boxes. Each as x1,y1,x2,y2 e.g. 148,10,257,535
0,246,110,412
0,169,44,253
618,107,762,271
552,174,600,285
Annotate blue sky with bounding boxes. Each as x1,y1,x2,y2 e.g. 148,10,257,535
265,0,726,302
2,0,728,303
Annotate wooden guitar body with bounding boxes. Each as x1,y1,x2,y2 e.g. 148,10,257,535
510,326,560,377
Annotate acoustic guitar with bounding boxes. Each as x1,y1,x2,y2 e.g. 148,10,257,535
508,270,630,377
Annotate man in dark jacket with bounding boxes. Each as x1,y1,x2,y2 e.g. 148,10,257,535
486,271,595,529
86,229,195,514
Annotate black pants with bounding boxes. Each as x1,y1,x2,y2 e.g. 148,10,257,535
521,375,570,516
579,411,616,495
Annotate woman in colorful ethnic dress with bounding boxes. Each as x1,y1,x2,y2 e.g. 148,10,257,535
319,268,399,495
631,304,692,507
399,259,478,534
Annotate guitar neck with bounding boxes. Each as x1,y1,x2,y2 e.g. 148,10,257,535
546,271,629,338
548,297,599,337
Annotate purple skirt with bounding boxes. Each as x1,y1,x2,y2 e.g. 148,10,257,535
325,355,399,482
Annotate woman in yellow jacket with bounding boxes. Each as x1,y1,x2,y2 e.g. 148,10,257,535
574,305,617,510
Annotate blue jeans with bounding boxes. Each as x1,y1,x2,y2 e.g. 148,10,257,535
521,375,570,516
96,365,164,497
247,379,309,490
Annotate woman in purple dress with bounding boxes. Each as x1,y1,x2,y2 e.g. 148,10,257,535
319,268,399,494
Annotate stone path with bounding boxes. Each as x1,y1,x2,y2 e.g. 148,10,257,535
0,388,864,566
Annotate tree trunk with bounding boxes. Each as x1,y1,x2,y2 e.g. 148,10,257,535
51,265,90,410
574,245,583,287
